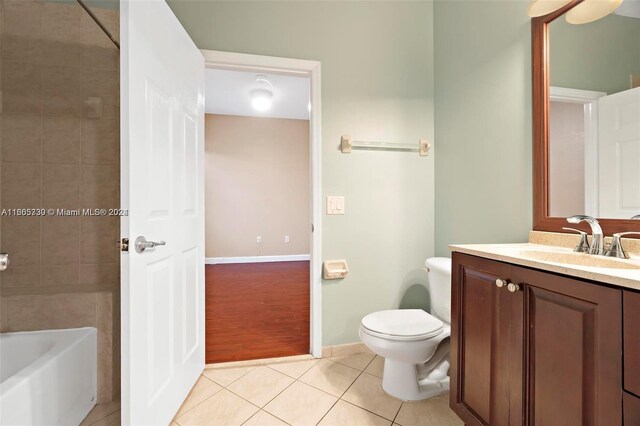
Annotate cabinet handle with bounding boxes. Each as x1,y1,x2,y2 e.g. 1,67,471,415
495,278,508,288
507,282,521,293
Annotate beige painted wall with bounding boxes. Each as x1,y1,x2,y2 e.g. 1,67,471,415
169,1,435,345
205,114,310,258
549,101,585,217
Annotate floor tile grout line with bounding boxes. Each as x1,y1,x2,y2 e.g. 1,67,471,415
338,399,395,424
173,379,225,421
339,371,403,423
314,357,370,425
264,358,319,379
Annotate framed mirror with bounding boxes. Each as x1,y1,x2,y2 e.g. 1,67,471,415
532,0,640,236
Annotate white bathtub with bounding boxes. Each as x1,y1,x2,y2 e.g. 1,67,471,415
0,328,97,426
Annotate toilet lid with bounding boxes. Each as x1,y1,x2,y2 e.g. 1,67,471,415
361,309,444,339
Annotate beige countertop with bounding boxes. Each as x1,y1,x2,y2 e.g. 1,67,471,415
449,241,640,291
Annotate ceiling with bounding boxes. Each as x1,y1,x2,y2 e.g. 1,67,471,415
204,69,310,120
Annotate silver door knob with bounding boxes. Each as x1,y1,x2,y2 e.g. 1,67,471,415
0,253,9,271
495,278,507,288
135,236,166,253
507,283,521,293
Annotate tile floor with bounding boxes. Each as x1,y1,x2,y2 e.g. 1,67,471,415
82,354,463,426
174,354,462,426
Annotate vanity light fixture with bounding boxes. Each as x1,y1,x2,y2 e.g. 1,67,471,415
527,0,624,23
250,74,274,111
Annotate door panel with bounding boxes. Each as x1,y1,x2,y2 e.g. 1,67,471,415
517,267,622,426
598,87,640,219
451,253,514,426
121,0,205,424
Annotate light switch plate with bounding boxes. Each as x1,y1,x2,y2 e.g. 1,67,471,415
327,196,345,215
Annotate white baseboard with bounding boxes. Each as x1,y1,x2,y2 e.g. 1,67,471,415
205,254,311,265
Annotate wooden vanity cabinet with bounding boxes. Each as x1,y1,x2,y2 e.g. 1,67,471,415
624,291,640,421
451,252,623,426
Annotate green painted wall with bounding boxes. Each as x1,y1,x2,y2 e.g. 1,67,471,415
550,14,640,95
434,0,533,256
167,0,435,345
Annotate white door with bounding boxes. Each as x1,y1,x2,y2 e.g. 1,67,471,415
598,87,640,219
120,1,205,424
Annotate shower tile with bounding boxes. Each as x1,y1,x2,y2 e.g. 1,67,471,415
41,2,82,68
42,216,80,265
0,265,42,289
2,3,43,65
81,13,119,71
0,298,7,332
41,264,80,288
82,45,119,72
96,292,114,402
1,215,41,266
43,164,81,209
1,114,42,164
42,65,83,117
3,62,41,115
43,1,83,43
80,263,119,287
82,119,118,166
81,216,117,264
43,117,81,164
0,163,41,208
53,292,97,328
6,295,54,332
81,166,118,209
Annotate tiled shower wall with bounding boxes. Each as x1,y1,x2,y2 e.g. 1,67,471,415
0,0,120,403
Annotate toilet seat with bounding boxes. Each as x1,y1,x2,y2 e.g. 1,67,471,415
361,309,444,342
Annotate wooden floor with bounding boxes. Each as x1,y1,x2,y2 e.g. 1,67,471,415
205,261,310,363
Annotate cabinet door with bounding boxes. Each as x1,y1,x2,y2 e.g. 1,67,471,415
516,266,622,426
624,291,640,397
451,253,522,426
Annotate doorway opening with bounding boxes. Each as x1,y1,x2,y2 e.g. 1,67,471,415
201,51,322,363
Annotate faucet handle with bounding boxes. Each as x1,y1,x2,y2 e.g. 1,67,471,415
604,232,640,259
562,227,590,253
613,231,640,238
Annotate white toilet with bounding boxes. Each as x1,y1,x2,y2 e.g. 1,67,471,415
359,257,452,401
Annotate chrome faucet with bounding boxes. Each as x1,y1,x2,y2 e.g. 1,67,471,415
566,215,604,255
604,232,640,259
632,214,640,219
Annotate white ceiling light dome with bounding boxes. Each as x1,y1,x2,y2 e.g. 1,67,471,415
566,0,624,23
527,0,572,17
250,75,274,111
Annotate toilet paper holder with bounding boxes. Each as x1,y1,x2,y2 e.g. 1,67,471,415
323,259,349,280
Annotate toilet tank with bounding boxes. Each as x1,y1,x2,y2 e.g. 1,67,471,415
425,257,452,324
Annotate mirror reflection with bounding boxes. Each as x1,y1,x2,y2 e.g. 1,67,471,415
548,8,640,220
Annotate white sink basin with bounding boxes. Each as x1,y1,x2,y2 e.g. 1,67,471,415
517,250,640,270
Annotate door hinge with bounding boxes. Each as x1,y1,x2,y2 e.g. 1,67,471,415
119,238,129,252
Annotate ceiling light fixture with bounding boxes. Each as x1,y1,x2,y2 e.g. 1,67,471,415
527,0,572,17
250,75,274,111
527,0,624,23
565,0,624,23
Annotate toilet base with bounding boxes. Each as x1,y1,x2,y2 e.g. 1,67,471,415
382,358,450,401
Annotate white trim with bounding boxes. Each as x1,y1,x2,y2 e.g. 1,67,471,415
550,86,606,103
550,86,606,218
206,254,311,264
201,49,323,359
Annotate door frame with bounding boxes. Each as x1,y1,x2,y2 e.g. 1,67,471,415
200,49,323,358
549,86,606,218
